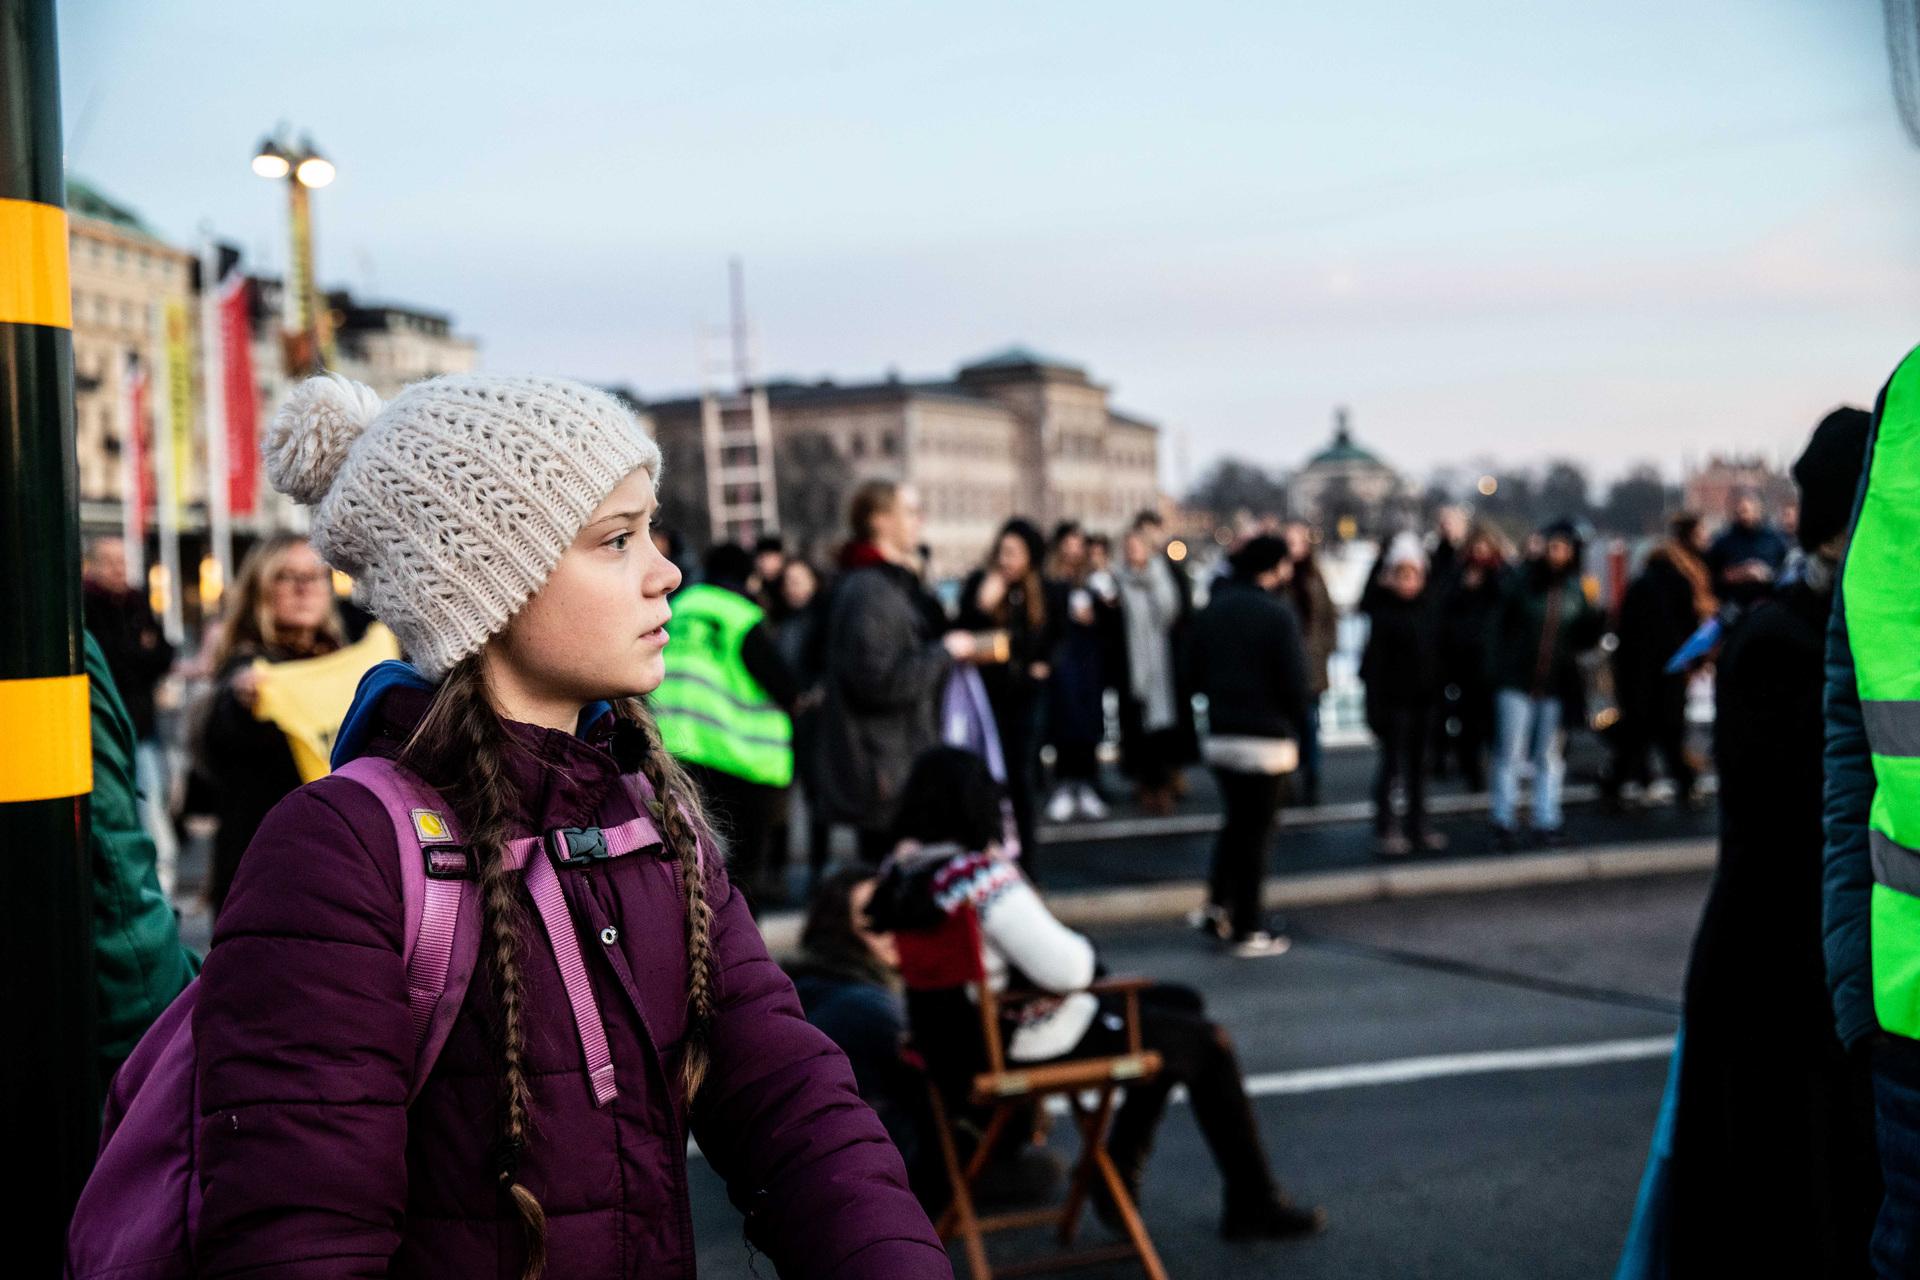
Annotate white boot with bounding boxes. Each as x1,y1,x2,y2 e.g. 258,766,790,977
1075,783,1109,820
1045,785,1078,824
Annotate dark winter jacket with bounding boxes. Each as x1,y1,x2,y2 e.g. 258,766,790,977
788,958,931,1195
816,552,954,833
86,632,197,1078
1709,521,1790,605
1612,549,1706,720
1288,563,1338,697
192,682,947,1279
194,642,333,915
1668,579,1878,1274
1825,409,1885,1052
1187,578,1310,742
1360,587,1442,712
1488,562,1604,707
1439,565,1503,699
957,569,1062,710
83,581,174,740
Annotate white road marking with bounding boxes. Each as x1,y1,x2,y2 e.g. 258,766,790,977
689,1036,1676,1157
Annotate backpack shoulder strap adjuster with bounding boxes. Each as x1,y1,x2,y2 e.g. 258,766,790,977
548,825,610,868
422,844,475,880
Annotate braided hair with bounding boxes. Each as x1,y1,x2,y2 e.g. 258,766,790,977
401,656,546,1277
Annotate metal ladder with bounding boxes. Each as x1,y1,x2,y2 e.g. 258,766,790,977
698,258,779,547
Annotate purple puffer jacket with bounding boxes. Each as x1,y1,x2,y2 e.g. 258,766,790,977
192,687,950,1278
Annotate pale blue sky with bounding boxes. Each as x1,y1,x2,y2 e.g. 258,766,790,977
57,1,1920,489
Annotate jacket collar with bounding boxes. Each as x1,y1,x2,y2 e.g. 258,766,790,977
335,661,644,835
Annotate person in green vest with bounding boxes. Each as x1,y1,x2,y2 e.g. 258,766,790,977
654,542,801,911
84,630,198,1087
1826,346,1920,1276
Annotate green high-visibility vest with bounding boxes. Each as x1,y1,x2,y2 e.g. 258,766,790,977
1847,345,1920,1037
653,583,793,787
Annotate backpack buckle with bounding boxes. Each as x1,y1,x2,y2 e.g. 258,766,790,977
548,826,610,868
422,844,475,880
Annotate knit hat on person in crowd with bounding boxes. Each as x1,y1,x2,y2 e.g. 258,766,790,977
1792,406,1872,553
1383,531,1427,572
263,372,662,680
1228,533,1290,580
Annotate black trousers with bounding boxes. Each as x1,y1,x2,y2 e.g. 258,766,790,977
1068,983,1277,1206
686,764,781,910
1611,679,1695,795
1054,740,1100,784
1370,703,1431,839
1207,767,1286,938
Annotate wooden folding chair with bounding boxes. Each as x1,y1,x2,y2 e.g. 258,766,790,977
898,905,1169,1280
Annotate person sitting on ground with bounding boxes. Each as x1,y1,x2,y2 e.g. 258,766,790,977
1360,533,1446,857
787,868,940,1206
869,745,1328,1243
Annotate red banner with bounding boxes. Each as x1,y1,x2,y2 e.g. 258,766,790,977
219,274,259,516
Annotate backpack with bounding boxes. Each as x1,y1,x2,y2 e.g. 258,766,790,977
66,754,670,1279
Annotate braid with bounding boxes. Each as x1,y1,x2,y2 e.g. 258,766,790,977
403,657,547,1279
616,696,719,1100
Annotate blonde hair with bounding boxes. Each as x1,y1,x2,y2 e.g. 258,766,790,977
208,533,344,672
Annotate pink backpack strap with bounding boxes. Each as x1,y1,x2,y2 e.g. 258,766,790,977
497,777,667,1108
332,756,479,1102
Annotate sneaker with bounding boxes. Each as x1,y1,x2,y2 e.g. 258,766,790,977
1491,825,1521,853
1228,931,1292,958
1045,786,1078,824
1221,1197,1328,1241
1377,833,1413,858
1539,826,1570,849
1417,831,1449,853
1187,904,1231,940
1074,783,1109,821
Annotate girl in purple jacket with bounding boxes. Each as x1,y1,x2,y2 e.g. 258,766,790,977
192,373,949,1279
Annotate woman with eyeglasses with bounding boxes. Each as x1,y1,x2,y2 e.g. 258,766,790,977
192,533,345,915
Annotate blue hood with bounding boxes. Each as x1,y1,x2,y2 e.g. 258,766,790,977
329,660,617,769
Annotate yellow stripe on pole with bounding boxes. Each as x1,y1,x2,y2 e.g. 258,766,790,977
0,198,72,329
0,675,91,802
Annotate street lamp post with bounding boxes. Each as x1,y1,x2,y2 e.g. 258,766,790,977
252,130,336,376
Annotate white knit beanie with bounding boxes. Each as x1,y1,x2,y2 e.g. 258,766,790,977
1385,531,1428,572
263,372,662,680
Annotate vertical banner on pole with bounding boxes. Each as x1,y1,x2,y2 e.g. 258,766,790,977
219,272,258,517
200,240,229,597
120,351,149,589
151,302,185,644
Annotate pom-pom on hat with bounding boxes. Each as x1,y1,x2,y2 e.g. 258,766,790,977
264,372,662,680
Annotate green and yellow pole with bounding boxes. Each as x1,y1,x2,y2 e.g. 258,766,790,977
0,0,102,1262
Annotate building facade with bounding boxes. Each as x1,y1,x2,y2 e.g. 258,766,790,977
1682,454,1797,532
646,348,1163,579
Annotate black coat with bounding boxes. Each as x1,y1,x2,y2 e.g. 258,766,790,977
1360,588,1442,712
195,648,312,915
1667,581,1878,1275
1612,550,1701,722
83,583,174,740
1438,567,1503,698
1187,579,1310,742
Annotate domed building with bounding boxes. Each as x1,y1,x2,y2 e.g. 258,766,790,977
1287,407,1404,535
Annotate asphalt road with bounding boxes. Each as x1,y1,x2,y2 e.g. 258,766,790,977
687,870,1706,1279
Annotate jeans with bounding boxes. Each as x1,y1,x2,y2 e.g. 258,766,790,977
134,738,178,897
1874,1036,1920,1277
1491,689,1564,832
1208,768,1286,938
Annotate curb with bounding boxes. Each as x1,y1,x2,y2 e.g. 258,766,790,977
1038,778,1717,844
755,836,1716,955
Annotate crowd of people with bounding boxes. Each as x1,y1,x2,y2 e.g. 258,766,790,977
69,351,1890,1279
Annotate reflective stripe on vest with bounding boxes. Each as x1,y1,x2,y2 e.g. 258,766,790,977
1844,342,1920,1037
652,583,793,787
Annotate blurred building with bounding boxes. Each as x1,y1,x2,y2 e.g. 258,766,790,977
1286,407,1404,535
646,347,1163,579
68,179,200,528
1683,454,1796,530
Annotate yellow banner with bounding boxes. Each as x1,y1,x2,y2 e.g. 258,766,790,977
250,625,403,782
164,297,192,516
